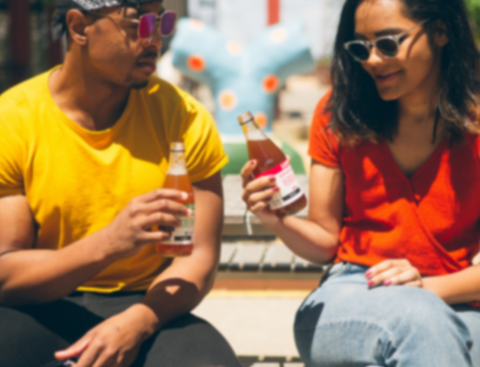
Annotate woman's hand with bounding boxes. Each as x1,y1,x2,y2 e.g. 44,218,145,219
240,160,280,224
366,259,423,288
55,304,156,367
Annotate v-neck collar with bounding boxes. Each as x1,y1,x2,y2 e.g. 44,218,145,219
382,137,449,183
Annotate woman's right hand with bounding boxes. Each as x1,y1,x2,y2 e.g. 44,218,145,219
241,160,280,224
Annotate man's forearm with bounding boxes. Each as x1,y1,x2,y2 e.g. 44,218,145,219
0,228,114,305
423,265,480,305
136,248,217,336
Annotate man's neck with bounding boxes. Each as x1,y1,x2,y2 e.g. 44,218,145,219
49,54,131,131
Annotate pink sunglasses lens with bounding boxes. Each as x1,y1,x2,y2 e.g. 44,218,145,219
138,13,156,38
160,12,177,36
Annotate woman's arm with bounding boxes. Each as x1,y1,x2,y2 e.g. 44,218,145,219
365,258,480,305
423,266,480,305
241,160,344,265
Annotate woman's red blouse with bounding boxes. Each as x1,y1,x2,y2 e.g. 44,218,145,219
308,92,480,276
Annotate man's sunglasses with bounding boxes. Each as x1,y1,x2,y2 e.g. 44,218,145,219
90,9,177,40
343,20,428,62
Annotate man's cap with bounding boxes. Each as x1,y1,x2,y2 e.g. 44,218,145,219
52,0,162,42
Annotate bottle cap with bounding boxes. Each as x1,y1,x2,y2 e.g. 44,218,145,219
170,142,185,152
237,111,255,125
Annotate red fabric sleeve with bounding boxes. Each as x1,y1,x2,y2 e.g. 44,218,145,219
308,90,341,167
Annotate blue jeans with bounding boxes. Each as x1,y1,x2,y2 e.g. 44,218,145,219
294,262,480,367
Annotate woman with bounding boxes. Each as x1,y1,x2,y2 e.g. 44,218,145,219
241,0,480,366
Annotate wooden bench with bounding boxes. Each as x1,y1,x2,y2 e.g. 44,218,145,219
215,242,326,291
238,356,304,367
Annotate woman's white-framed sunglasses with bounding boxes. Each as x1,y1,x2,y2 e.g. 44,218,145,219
344,20,429,62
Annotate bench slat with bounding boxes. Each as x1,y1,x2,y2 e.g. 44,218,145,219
262,245,294,272
295,175,310,219
219,244,238,270
230,244,267,271
223,175,247,225
293,256,324,273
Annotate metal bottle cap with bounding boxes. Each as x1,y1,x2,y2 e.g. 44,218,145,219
237,111,255,125
170,142,185,152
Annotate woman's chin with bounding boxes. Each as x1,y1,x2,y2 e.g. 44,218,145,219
377,89,401,102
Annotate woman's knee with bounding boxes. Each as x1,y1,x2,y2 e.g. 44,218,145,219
294,286,472,365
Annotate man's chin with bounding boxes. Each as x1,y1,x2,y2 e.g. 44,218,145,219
130,81,149,90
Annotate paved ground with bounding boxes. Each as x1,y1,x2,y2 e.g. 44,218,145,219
192,291,308,358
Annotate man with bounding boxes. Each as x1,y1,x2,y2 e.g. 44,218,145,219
0,1,240,366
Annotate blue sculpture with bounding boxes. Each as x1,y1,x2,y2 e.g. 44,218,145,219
171,18,316,136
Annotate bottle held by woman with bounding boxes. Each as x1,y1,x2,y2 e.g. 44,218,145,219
238,111,307,217
156,142,194,257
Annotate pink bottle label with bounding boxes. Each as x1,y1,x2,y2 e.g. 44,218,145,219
255,159,303,210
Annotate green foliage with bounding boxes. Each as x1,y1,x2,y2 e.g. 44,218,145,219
466,0,480,41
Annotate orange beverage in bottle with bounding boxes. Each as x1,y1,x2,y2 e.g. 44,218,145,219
238,111,307,217
156,142,194,257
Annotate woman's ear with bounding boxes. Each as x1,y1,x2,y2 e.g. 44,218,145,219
65,9,89,46
433,20,449,47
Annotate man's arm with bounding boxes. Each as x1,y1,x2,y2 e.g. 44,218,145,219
0,190,190,305
140,171,223,331
0,195,114,304
55,172,224,366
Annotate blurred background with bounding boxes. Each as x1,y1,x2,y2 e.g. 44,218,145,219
2,0,480,93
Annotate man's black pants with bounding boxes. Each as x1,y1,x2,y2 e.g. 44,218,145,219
0,292,241,367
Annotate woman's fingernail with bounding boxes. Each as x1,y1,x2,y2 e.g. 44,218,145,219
384,280,392,286
269,177,276,182
365,271,372,278
181,192,188,200
273,186,280,192
250,160,256,166
187,209,193,216
367,280,374,287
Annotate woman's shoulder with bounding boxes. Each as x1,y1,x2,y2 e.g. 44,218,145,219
308,90,343,167
311,90,334,129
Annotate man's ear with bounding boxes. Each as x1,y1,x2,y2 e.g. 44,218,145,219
433,20,449,47
65,9,89,46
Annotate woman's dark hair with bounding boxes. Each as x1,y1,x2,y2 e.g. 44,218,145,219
329,0,480,144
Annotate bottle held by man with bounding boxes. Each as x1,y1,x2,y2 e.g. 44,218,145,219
238,111,307,216
156,142,194,257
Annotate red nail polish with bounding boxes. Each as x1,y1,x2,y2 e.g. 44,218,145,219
365,271,372,278
273,186,280,192
269,176,276,182
367,280,374,287
384,280,392,286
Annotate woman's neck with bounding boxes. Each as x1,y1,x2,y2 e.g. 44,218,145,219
397,57,442,127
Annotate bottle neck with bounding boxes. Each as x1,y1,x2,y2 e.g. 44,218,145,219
241,120,268,141
168,150,187,175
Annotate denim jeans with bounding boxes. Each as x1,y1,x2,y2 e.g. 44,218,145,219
294,262,480,367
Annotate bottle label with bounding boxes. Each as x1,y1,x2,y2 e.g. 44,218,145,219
159,203,195,245
255,160,303,210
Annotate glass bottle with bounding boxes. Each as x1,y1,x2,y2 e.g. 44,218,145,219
156,142,194,257
238,111,307,217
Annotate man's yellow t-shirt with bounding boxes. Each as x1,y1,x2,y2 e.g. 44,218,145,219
0,68,228,293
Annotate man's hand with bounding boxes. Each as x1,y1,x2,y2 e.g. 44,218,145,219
102,189,193,261
55,304,156,367
365,259,423,288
